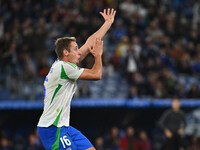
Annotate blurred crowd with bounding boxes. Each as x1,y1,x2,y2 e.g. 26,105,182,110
0,126,153,150
0,128,43,150
0,0,200,100
1,126,200,150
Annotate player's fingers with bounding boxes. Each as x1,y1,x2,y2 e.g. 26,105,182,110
99,12,104,17
97,38,100,44
88,46,92,52
104,9,106,14
107,8,110,15
113,10,116,16
95,38,98,45
111,8,114,15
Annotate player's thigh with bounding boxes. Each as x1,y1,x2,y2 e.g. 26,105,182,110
67,126,94,150
59,127,77,150
38,126,77,150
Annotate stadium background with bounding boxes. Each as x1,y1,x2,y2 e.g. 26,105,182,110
0,0,200,149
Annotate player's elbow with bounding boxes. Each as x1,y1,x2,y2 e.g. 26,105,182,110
93,74,102,80
86,73,101,81
90,69,102,80
79,70,102,80
97,74,102,80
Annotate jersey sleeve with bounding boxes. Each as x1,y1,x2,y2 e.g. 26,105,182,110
62,62,84,80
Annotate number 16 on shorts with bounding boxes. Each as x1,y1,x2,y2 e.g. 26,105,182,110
60,136,71,148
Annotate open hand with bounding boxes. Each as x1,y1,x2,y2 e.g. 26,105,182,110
100,8,116,24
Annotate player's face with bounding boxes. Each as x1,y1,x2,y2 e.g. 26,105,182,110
68,41,81,65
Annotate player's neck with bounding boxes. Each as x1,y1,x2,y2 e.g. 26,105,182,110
59,57,69,63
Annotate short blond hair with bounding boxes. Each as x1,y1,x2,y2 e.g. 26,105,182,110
54,37,76,58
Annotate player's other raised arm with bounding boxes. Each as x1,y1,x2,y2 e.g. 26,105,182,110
79,38,103,81
79,8,116,62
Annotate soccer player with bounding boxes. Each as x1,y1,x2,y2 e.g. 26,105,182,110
37,8,116,150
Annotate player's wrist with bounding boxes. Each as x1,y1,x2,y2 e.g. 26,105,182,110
105,19,113,24
94,54,102,58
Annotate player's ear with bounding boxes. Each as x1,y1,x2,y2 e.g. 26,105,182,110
63,49,69,57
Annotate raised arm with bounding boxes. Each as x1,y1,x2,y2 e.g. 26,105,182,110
79,38,103,80
79,8,116,62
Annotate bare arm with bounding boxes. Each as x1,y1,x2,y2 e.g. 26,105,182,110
79,8,116,62
79,38,103,80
